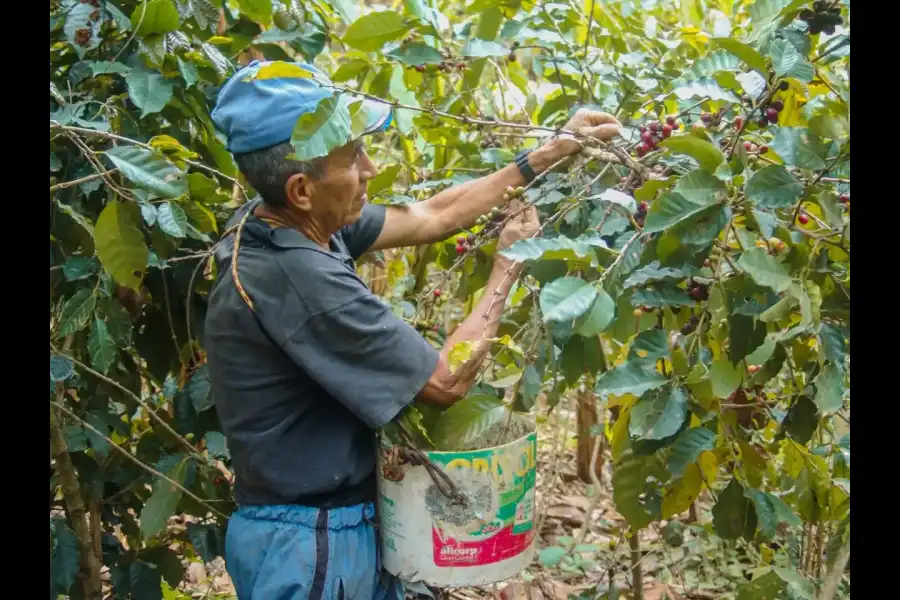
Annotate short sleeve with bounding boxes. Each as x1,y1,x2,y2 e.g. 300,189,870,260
340,203,386,259
278,290,439,429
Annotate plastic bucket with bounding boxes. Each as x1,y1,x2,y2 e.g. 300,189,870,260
375,419,538,587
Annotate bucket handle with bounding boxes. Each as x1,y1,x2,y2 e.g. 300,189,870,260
392,421,469,507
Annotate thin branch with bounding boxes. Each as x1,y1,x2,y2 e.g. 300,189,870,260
51,401,229,520
50,169,119,192
49,346,204,462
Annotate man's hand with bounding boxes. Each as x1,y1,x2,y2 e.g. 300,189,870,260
530,108,623,172
497,198,541,253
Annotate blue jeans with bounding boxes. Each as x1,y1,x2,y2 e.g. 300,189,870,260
225,502,404,600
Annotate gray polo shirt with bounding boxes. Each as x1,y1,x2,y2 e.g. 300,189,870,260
204,198,439,507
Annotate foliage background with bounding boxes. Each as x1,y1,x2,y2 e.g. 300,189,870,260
49,0,850,598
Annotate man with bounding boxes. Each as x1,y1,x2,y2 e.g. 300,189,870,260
205,60,621,600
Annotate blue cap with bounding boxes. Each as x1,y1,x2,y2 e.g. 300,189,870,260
211,60,393,155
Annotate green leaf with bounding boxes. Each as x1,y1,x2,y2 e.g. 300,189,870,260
628,329,669,363
140,456,189,539
728,314,767,364
186,523,220,563
50,355,74,382
710,357,743,398
105,146,186,198
130,560,164,600
659,136,725,172
157,202,188,238
813,364,843,414
643,173,723,233
88,61,133,76
368,165,403,196
737,570,787,600
538,546,567,567
51,519,81,593
88,317,117,375
131,0,181,36
58,289,97,336
771,127,827,170
631,286,695,308
612,450,665,530
430,394,509,450
736,248,792,293
237,0,273,24
186,365,213,412
744,165,804,209
539,277,598,323
667,427,716,477
203,431,230,459
595,362,668,399
629,385,688,441
342,11,409,51
461,38,510,58
782,395,818,443
623,261,701,288
95,200,149,291
386,42,444,65
819,322,847,371
574,289,616,336
125,69,175,117
290,95,352,161
713,38,769,73
499,235,606,262
672,78,740,104
712,478,757,541
177,57,199,87
64,4,101,57
768,38,814,83
62,257,100,281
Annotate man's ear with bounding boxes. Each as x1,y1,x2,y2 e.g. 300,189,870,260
284,173,314,211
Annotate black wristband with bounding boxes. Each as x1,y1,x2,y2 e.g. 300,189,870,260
514,149,537,183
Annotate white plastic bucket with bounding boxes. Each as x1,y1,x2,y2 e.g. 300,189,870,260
375,421,538,587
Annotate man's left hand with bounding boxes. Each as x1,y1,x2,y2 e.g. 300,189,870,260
532,108,622,170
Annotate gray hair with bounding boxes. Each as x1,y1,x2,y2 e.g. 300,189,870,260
233,142,325,208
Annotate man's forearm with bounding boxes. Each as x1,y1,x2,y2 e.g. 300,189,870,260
420,141,572,237
416,258,522,406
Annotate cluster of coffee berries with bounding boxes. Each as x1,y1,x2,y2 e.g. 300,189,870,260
412,318,442,334
756,99,784,128
454,233,477,255
633,200,650,227
635,117,679,157
688,279,709,301
742,141,769,154
680,315,701,335
799,2,844,35
839,193,849,206
699,109,727,127
74,28,93,46
480,134,502,149
756,236,786,255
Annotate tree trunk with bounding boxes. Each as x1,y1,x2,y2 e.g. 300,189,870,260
50,398,103,600
629,533,644,600
576,388,605,485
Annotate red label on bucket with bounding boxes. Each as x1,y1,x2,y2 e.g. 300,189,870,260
432,526,536,567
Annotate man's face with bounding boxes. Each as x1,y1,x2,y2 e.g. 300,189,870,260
309,138,378,231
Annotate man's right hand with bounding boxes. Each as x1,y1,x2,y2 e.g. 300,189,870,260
497,197,541,254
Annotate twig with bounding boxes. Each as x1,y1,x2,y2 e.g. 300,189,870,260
49,346,204,462
51,401,229,520
49,169,118,192
51,398,104,600
630,534,644,600
817,532,850,600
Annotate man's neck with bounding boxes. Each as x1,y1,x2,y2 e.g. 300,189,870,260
253,202,332,249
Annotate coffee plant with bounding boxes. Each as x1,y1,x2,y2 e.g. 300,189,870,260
49,1,850,599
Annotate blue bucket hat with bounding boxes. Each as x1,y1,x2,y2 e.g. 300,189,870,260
211,60,393,155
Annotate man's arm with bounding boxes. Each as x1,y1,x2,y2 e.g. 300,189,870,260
367,109,622,252
416,200,539,407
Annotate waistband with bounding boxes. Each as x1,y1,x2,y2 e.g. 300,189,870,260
233,502,376,529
